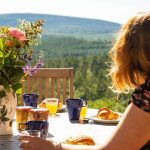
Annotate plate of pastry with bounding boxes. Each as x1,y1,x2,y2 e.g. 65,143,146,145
61,135,100,149
57,105,67,113
63,135,95,146
90,107,122,124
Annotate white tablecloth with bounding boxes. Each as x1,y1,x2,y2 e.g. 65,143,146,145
0,109,117,150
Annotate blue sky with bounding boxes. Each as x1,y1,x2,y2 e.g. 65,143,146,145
0,0,150,23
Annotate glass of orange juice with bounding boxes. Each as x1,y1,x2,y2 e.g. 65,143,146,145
80,100,87,120
46,98,58,117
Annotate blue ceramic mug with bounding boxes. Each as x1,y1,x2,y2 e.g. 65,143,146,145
23,93,39,108
66,98,83,122
19,121,49,138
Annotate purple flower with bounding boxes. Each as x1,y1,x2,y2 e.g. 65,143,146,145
23,58,44,76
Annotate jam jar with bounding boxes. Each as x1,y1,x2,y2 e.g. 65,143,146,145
29,108,49,121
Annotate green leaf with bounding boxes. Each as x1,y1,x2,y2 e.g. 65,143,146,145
16,88,22,95
0,90,6,98
9,67,24,84
0,51,3,57
1,69,9,79
4,57,12,66
12,83,22,93
14,60,26,66
2,79,10,91
0,38,4,50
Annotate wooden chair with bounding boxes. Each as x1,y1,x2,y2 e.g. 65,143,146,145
21,68,74,104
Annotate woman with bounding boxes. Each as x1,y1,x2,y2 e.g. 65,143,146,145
19,12,150,150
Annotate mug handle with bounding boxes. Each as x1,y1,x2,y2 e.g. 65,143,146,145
19,122,28,131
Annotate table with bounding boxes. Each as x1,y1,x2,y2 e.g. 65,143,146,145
0,109,117,150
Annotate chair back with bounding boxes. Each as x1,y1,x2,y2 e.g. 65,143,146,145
22,68,74,104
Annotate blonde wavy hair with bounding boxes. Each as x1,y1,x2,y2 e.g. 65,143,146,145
109,12,150,93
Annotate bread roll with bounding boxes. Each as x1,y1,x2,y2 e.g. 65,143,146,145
65,135,95,145
97,107,119,120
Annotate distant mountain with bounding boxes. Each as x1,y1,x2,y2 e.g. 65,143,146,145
0,13,120,39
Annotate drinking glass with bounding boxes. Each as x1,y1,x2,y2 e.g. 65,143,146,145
29,108,49,121
20,130,41,137
46,98,58,117
16,106,32,131
80,100,87,120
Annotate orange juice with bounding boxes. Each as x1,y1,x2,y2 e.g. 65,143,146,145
80,106,87,119
45,98,58,116
46,104,58,114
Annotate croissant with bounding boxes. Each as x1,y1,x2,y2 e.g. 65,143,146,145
65,135,95,145
38,100,46,108
97,107,119,120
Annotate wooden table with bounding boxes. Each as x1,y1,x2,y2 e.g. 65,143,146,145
0,109,117,150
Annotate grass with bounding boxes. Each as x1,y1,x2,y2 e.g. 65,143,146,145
87,98,128,113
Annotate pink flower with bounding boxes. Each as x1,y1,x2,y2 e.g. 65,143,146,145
8,28,26,41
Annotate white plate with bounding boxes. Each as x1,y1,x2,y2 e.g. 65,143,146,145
90,113,122,124
61,142,99,148
57,105,66,112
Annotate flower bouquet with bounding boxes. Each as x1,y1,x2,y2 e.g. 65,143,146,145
0,19,45,135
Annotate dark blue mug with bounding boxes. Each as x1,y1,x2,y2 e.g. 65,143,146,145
19,121,49,138
23,93,39,108
66,98,83,122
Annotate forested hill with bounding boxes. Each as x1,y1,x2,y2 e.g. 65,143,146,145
0,13,129,105
0,13,120,39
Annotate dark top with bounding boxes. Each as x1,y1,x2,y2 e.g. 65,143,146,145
130,78,150,150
